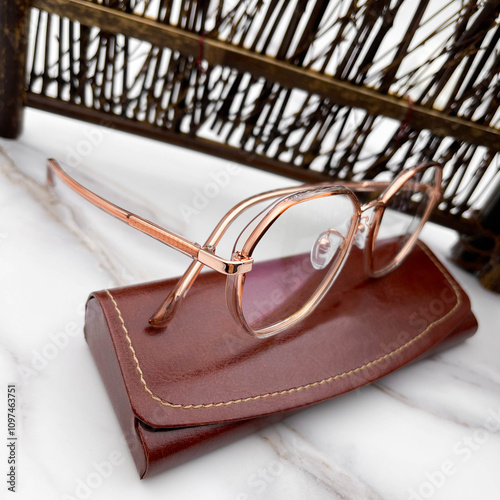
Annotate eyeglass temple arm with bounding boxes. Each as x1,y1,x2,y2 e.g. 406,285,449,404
46,159,253,276
339,180,390,192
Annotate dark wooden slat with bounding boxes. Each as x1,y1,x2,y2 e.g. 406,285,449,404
0,0,30,138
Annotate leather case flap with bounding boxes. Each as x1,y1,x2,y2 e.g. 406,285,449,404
86,242,473,428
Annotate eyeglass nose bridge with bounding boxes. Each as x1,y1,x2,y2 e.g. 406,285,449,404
354,200,384,249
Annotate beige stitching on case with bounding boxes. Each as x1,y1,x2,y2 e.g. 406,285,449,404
104,242,463,410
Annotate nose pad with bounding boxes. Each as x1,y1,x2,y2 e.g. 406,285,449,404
310,229,345,270
354,209,375,249
354,224,366,249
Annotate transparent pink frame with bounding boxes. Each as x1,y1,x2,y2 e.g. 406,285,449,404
47,159,442,338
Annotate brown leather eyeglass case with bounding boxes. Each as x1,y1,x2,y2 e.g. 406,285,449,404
84,241,477,478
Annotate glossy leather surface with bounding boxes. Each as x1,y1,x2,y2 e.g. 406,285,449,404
84,241,477,477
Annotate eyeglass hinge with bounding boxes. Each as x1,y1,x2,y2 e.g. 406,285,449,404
198,247,253,275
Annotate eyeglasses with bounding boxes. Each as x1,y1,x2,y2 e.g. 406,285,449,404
47,159,442,339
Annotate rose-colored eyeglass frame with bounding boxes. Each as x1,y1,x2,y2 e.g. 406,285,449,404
47,159,442,338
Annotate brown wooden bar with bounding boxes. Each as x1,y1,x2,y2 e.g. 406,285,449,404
452,181,500,290
0,0,30,138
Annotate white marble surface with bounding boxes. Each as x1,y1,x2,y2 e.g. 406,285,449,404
0,109,499,500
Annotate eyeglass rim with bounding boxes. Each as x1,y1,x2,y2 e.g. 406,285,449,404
364,162,443,278
226,186,361,338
